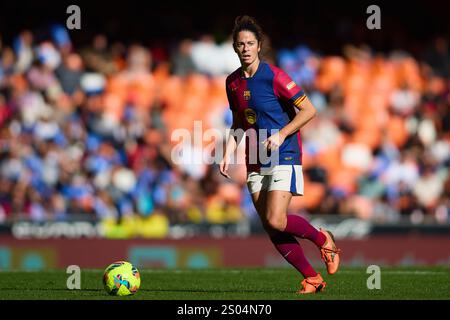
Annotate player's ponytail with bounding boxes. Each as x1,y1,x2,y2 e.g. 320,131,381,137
232,15,273,61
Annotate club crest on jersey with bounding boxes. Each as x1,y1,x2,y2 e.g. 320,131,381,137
244,108,257,124
286,81,296,90
243,90,251,100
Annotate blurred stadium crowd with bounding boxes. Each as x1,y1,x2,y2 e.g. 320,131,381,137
0,24,449,236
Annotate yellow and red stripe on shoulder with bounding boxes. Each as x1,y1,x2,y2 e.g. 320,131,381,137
293,94,307,107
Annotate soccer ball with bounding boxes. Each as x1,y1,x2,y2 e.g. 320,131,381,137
103,261,141,296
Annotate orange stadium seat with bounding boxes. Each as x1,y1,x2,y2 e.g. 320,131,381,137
159,76,183,109
351,128,381,150
301,179,326,210
328,167,358,195
315,146,342,172
315,56,346,92
386,114,408,147
395,58,423,91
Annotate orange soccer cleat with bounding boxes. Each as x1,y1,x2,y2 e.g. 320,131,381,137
319,228,341,275
298,273,326,294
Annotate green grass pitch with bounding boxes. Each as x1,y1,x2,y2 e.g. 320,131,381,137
0,267,449,300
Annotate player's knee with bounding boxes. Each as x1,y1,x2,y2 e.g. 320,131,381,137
267,215,286,232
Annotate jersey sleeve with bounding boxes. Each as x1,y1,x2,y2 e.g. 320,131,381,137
273,68,307,107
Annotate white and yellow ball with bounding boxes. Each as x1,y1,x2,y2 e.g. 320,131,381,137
103,261,141,296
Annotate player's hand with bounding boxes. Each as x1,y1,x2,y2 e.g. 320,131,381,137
219,157,232,179
262,131,286,151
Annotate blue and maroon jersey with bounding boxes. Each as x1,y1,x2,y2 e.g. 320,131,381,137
226,62,307,172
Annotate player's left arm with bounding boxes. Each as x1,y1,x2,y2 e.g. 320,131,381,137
263,68,317,150
279,96,317,137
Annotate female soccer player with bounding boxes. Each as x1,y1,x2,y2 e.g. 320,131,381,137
219,15,341,294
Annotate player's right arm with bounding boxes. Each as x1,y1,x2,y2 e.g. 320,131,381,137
220,82,243,179
220,110,242,179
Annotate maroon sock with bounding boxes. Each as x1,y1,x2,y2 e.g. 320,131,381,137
284,214,326,247
270,232,318,278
